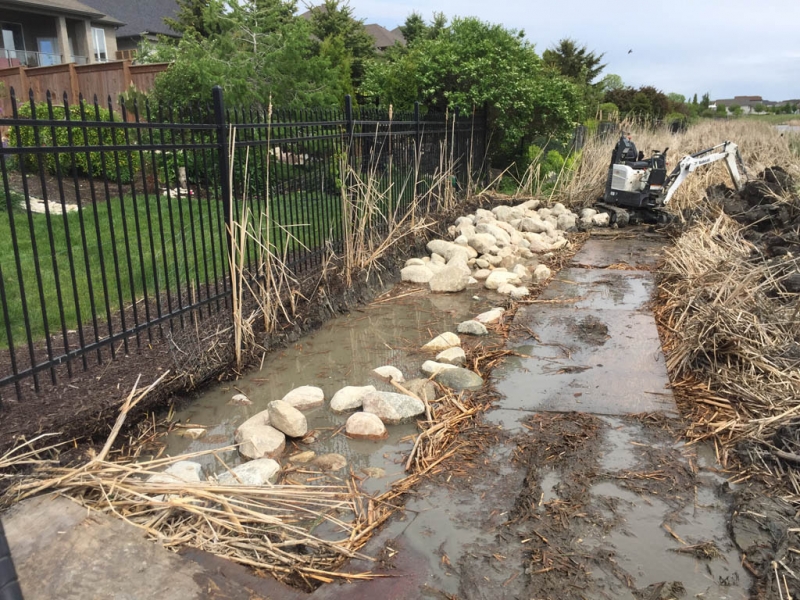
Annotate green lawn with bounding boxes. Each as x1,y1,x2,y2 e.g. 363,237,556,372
0,188,353,348
0,192,230,348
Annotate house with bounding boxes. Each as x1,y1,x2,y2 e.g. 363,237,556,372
79,0,181,60
363,24,404,51
300,6,405,51
0,0,124,68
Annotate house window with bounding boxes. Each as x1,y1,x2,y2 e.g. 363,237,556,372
37,38,60,66
92,27,107,62
1,22,25,63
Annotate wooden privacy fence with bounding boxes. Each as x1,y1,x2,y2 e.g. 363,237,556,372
0,61,168,119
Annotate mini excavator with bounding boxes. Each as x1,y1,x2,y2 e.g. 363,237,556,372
598,133,748,225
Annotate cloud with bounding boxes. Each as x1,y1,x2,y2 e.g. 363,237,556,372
350,0,800,100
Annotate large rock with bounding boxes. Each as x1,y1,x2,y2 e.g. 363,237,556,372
429,264,470,293
268,400,308,438
282,386,324,410
421,360,458,376
592,212,611,227
362,391,425,424
235,422,286,460
485,270,522,290
557,213,577,231
330,385,376,412
434,367,485,391
474,307,505,324
475,223,511,245
228,393,252,406
447,256,472,277
422,332,460,351
510,286,530,300
148,461,203,484
473,269,491,280
427,239,475,261
313,453,348,471
404,378,438,401
533,264,552,283
373,365,405,382
405,258,426,267
458,320,489,336
519,217,548,234
345,412,388,440
436,347,467,366
467,233,497,254
401,265,434,283
217,458,280,486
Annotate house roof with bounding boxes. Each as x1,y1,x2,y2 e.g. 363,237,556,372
364,24,404,49
79,0,180,38
0,0,124,26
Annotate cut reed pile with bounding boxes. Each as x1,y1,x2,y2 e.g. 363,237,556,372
657,207,800,502
556,119,800,213
0,366,491,588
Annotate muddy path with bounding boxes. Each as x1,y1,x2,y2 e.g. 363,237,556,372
311,232,754,600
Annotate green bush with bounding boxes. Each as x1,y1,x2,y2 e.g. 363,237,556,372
10,101,140,183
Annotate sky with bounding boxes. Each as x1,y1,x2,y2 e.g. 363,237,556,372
347,0,800,101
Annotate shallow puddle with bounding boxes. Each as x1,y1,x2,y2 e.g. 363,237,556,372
161,286,504,490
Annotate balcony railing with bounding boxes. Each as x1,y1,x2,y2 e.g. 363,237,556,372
0,49,88,68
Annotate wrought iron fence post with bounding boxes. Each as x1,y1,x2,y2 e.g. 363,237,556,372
414,101,421,154
212,86,233,271
344,94,354,171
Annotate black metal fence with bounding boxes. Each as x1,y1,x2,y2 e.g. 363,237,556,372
0,86,486,400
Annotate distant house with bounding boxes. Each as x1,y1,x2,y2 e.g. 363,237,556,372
80,0,181,60
714,95,798,114
300,6,405,51
0,0,123,68
363,24,404,51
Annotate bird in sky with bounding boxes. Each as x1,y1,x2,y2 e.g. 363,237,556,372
628,49,633,54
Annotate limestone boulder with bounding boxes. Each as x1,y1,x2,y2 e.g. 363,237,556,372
268,400,308,438
485,271,521,290
401,265,434,283
533,264,552,283
468,233,497,254
345,412,388,440
235,422,286,460
362,391,425,424
228,393,252,406
434,367,485,391
330,385,376,412
429,264,469,293
421,360,458,376
404,378,438,401
474,307,505,324
313,453,348,471
282,386,324,411
457,320,489,336
217,458,280,486
422,332,460,351
148,461,203,484
436,347,467,366
373,365,405,382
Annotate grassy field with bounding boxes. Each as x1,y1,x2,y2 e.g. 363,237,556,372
0,188,348,348
743,114,800,125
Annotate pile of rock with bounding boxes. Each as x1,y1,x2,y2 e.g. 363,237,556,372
400,200,580,299
401,200,607,297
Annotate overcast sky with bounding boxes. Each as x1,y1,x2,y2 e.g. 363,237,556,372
349,0,799,101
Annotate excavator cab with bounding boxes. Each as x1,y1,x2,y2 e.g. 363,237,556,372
603,134,669,212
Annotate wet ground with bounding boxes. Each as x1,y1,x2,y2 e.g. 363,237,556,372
161,287,508,494
4,230,757,599
313,234,751,600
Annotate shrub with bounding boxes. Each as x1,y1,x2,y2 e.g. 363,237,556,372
10,101,140,183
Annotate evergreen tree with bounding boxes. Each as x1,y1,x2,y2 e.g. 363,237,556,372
308,0,375,88
542,38,606,85
399,12,428,45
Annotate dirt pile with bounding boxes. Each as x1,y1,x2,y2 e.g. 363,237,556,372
706,166,800,256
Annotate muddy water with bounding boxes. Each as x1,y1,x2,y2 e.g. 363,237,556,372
162,287,503,493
